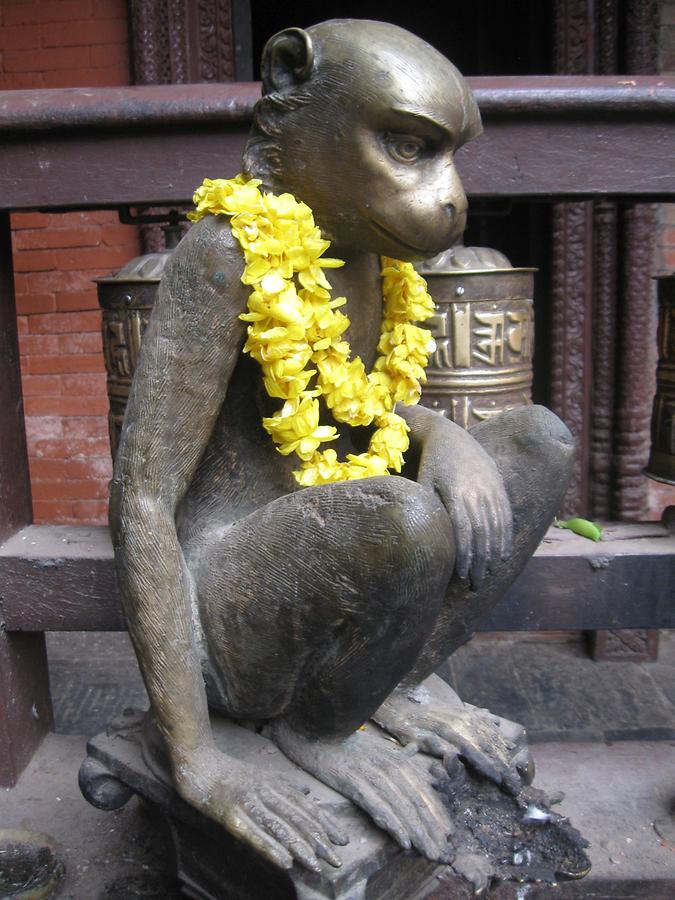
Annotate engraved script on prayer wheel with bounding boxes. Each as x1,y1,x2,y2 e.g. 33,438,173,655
96,251,172,460
646,274,675,485
417,247,536,429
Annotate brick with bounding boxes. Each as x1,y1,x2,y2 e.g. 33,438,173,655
28,310,101,334
21,269,99,294
58,332,103,354
662,226,675,247
32,478,108,501
65,456,112,479
44,64,130,88
12,274,31,294
4,1,93,27
54,210,117,226
42,17,128,47
22,374,62,396
17,316,29,335
72,499,109,521
24,416,64,441
26,353,103,374
13,226,102,251
0,72,45,89
32,436,111,459
3,46,88,72
24,395,108,416
10,212,50,230
55,289,99,311
19,334,60,356
89,42,128,67
61,372,106,394
0,25,42,49
63,416,107,439
101,223,140,247
32,500,74,522
29,458,68,480
13,249,57,272
52,245,134,271
93,0,126,19
15,292,56,315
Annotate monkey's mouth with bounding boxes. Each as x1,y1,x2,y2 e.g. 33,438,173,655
369,219,437,257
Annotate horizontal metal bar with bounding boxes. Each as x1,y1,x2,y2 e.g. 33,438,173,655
1,523,673,633
1,78,673,133
0,76,674,210
0,82,261,133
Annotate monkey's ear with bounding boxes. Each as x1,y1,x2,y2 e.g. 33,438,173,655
261,28,314,93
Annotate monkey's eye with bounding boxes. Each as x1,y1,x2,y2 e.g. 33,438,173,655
384,134,428,164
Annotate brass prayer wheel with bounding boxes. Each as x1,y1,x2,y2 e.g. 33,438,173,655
96,250,172,460
646,274,675,485
417,247,536,428
98,242,535,459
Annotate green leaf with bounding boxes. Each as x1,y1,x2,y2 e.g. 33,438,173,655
554,517,603,542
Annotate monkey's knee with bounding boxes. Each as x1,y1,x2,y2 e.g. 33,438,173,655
472,405,573,476
355,477,454,603
471,405,574,522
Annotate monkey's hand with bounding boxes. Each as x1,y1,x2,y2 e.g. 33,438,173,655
174,746,347,873
399,404,513,587
269,720,454,864
373,676,532,796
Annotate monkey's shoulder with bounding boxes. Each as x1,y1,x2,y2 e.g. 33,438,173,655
162,215,248,313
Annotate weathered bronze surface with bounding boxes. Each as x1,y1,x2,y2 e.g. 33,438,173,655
646,275,675,485
418,247,535,428
93,19,584,889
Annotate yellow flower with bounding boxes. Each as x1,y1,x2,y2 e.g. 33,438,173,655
263,397,337,460
369,413,410,471
190,175,436,484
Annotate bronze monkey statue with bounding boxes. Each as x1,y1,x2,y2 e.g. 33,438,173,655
110,19,574,874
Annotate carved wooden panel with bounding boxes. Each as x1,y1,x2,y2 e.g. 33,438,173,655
128,0,238,252
128,0,236,85
549,201,593,515
551,0,657,520
615,203,658,520
590,200,618,519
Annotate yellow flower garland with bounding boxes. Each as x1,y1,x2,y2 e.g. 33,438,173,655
189,175,436,486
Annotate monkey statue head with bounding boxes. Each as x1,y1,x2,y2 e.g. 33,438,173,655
243,19,482,260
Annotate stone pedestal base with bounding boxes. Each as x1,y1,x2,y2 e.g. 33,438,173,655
79,709,590,899
79,709,445,900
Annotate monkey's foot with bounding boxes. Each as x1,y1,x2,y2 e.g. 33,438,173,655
268,719,454,864
372,674,532,796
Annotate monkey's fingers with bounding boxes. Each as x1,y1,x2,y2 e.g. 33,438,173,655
449,497,473,580
346,777,412,850
263,790,344,867
309,800,350,847
394,759,456,842
372,767,448,861
470,498,490,586
227,811,294,870
244,797,326,873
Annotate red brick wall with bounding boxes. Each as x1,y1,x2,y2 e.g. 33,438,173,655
1,0,140,525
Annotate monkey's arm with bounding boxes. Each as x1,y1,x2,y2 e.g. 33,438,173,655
110,217,343,871
110,216,244,771
397,403,513,585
